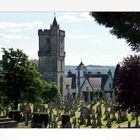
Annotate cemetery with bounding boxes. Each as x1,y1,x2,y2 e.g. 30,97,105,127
0,91,140,128
0,13,140,129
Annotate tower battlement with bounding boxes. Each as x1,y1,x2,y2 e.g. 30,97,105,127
38,29,50,36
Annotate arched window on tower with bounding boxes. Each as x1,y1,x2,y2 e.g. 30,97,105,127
46,37,51,53
61,60,63,71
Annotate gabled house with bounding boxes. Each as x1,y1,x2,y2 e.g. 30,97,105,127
64,61,113,100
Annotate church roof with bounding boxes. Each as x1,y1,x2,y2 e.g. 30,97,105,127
89,78,101,91
76,61,87,70
80,77,101,91
90,74,109,90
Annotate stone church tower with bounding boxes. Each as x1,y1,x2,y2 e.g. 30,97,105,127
38,17,65,96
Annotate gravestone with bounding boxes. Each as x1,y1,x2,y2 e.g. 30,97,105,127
77,123,80,128
89,104,93,114
52,114,56,123
97,117,102,128
54,121,57,128
57,112,61,122
111,113,116,122
81,106,90,117
86,115,91,126
104,111,110,121
72,117,77,128
106,118,111,128
91,119,97,128
117,111,122,123
91,113,96,120
62,115,70,128
104,106,108,114
25,104,31,126
121,111,128,122
135,117,139,128
131,112,135,120
79,114,86,125
65,121,72,128
128,121,131,128
105,92,110,105
70,110,75,117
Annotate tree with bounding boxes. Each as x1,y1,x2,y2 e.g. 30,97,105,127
113,63,120,88
90,12,140,52
0,48,44,109
41,82,60,103
115,55,140,111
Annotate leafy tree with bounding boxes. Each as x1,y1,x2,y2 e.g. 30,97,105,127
90,12,140,52
41,82,60,103
0,48,44,109
113,63,120,88
115,55,140,111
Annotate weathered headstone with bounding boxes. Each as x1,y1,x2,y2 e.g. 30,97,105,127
79,114,86,125
86,115,91,126
57,112,61,122
91,113,96,120
117,111,122,123
121,111,128,122
25,104,31,126
91,120,97,128
81,106,90,117
135,117,139,128
111,113,116,122
77,123,80,128
72,117,77,128
131,112,135,120
97,117,102,128
54,121,57,128
65,121,72,128
106,118,111,128
128,121,131,128
104,111,110,121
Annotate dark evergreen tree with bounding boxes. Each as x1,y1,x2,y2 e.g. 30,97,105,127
113,63,120,88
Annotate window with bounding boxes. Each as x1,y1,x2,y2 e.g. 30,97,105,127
109,83,112,88
61,60,63,71
66,85,69,89
46,38,51,53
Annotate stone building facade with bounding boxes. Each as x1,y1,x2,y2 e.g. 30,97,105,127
38,17,65,96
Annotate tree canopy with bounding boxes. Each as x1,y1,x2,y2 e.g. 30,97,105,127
90,12,140,52
41,82,60,103
115,55,140,111
0,48,60,109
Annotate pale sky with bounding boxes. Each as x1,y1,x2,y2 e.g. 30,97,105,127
0,12,135,66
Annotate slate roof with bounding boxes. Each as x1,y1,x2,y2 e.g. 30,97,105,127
89,74,109,90
89,78,101,91
80,77,101,91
